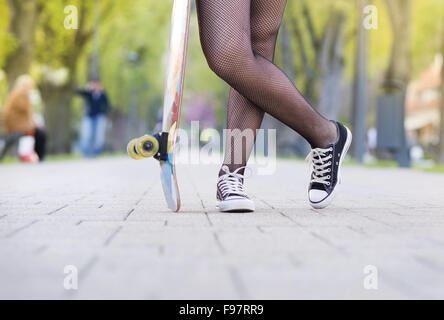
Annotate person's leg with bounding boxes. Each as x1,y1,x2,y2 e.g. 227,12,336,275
218,0,286,175
92,115,107,156
196,0,337,151
33,127,47,161
80,116,93,157
197,0,351,211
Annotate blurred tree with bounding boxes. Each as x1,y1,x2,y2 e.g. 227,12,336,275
36,1,93,153
185,8,228,128
438,25,444,164
384,0,412,84
410,0,444,77
280,22,295,82
3,0,42,90
93,0,173,150
439,63,444,164
286,0,348,120
352,0,369,163
35,0,113,153
261,19,302,156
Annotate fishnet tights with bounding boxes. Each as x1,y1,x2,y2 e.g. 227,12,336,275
195,0,337,175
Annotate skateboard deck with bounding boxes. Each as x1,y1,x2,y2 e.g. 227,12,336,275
159,0,191,212
127,0,191,212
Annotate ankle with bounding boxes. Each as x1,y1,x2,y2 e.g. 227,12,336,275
218,165,245,177
314,121,338,149
327,121,339,144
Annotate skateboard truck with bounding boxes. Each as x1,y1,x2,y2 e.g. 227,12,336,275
153,132,169,161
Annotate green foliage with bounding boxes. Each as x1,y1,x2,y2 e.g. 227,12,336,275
184,11,229,128
0,0,14,68
35,0,96,70
97,1,228,129
0,0,10,104
417,164,444,173
98,1,170,107
283,0,444,84
411,0,444,76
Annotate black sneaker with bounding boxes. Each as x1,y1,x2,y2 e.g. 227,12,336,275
216,166,255,212
306,121,352,209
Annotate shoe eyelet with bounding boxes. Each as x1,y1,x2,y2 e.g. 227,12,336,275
328,168,331,172
327,182,331,186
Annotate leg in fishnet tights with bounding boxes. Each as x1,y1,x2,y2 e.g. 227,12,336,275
196,0,337,175
221,0,283,174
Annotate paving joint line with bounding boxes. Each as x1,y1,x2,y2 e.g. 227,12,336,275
103,226,123,247
47,204,69,216
123,208,135,221
212,231,226,254
64,254,100,299
228,267,250,299
310,231,348,256
204,212,213,227
5,220,40,238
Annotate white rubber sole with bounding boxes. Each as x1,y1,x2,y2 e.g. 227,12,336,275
309,127,353,209
217,198,255,212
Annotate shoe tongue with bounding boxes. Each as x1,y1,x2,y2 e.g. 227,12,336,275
227,174,243,184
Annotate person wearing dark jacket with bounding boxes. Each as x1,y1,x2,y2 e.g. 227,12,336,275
76,79,110,157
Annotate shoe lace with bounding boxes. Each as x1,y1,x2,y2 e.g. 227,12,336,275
217,166,249,198
306,147,333,186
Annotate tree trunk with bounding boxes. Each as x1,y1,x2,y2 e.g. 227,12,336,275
4,0,41,89
352,0,369,162
40,80,75,154
318,11,346,121
290,12,316,103
280,21,309,155
36,1,94,154
385,0,411,84
287,2,346,154
281,21,294,82
438,43,444,164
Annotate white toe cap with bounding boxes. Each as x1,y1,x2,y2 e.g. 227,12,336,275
309,189,328,203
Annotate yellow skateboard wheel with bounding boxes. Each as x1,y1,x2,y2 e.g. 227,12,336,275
127,138,144,160
136,135,159,158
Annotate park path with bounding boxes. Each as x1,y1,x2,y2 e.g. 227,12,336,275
0,157,444,299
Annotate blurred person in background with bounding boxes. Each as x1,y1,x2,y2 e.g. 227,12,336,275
4,75,46,162
76,78,110,157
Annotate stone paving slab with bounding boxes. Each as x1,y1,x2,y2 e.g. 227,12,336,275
0,157,444,299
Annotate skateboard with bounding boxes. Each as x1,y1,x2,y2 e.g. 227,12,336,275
127,0,192,212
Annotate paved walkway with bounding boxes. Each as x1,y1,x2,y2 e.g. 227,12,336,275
0,157,443,299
